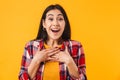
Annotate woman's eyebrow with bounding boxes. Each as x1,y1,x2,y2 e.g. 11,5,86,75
47,14,54,17
47,14,63,17
58,14,63,16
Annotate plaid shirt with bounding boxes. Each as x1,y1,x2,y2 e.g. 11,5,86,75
19,39,87,80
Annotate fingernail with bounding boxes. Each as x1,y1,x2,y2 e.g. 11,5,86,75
55,47,57,48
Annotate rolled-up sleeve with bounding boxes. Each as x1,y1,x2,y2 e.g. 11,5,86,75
69,41,87,80
77,43,87,80
19,42,32,80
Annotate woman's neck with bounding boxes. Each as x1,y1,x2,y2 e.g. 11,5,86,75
46,39,58,48
45,38,63,48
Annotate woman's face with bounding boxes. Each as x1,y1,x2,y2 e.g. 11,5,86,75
43,9,65,41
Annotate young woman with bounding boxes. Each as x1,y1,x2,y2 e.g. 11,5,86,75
19,4,87,80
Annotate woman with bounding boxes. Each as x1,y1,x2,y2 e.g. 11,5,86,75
19,4,87,80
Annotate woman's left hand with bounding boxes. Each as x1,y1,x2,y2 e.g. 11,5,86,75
50,46,80,79
50,46,73,65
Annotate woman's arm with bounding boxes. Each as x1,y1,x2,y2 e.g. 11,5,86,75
28,47,60,79
77,43,87,80
53,42,87,80
65,57,80,79
19,42,43,80
19,42,33,80
66,49,86,80
52,46,81,79
27,56,42,79
19,41,60,80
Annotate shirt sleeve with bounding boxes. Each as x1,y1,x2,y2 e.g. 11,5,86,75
18,42,32,80
69,41,87,80
77,43,87,80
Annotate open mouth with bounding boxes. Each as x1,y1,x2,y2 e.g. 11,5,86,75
51,29,60,32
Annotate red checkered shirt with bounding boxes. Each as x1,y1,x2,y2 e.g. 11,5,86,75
19,39,87,80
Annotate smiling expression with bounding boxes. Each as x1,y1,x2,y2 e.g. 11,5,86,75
43,9,65,40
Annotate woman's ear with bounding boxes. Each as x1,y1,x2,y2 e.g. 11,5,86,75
42,19,46,28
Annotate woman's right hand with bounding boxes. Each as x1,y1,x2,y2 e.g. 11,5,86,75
28,47,59,79
33,47,60,64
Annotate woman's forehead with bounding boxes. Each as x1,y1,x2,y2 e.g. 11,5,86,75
46,9,63,17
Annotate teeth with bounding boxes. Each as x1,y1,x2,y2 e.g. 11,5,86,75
51,29,60,32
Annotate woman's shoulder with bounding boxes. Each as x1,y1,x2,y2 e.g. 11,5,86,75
24,39,43,47
67,39,82,45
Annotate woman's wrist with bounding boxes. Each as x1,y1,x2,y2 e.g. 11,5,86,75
28,57,42,79
65,57,73,66
65,57,80,79
32,57,42,65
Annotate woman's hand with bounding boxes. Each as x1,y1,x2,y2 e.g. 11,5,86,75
28,47,60,79
50,46,80,79
33,47,60,64
51,46,73,65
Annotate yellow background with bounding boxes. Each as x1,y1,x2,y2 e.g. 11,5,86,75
0,0,120,80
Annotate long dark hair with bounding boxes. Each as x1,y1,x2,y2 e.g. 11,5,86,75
35,4,71,42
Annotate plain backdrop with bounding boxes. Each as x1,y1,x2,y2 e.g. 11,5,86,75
0,0,120,80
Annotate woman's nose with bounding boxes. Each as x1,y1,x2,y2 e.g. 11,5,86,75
53,19,59,26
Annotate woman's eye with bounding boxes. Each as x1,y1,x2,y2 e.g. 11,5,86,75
48,18,53,21
58,18,63,21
